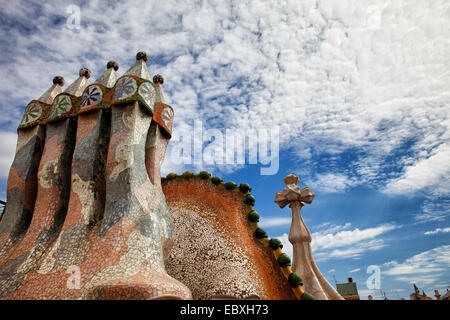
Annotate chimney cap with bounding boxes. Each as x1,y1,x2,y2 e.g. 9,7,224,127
53,76,65,86
107,60,119,71
153,74,164,84
136,51,148,62
79,68,91,79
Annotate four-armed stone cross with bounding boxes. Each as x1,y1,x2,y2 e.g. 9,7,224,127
275,174,344,300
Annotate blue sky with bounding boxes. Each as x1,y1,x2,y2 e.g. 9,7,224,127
0,0,449,300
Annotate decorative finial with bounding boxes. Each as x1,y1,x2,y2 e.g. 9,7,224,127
123,52,151,80
273,173,344,300
94,62,118,88
35,77,64,104
153,74,164,84
64,68,90,97
79,68,91,79
283,174,299,186
107,60,119,71
275,173,314,208
136,51,148,62
53,76,65,86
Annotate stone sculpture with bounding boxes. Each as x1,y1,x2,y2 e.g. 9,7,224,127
275,174,344,300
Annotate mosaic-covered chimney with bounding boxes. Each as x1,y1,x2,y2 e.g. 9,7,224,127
0,52,190,300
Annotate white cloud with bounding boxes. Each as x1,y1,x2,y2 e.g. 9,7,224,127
349,268,361,273
414,199,450,223
316,239,386,261
278,233,293,259
424,227,450,235
275,222,398,262
383,245,450,288
394,275,439,286
259,217,291,228
0,131,17,179
384,143,450,195
311,223,398,251
0,0,448,194
308,173,356,193
328,269,336,273
311,222,351,233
